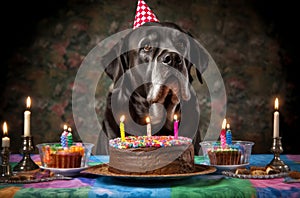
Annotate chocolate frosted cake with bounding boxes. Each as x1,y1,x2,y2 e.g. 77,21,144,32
41,144,85,168
207,149,242,165
108,136,195,175
200,141,254,166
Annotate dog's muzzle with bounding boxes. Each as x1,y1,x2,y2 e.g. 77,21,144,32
147,51,191,125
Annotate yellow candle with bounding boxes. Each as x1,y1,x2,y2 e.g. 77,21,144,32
24,96,31,137
146,116,151,137
2,122,10,147
120,115,125,141
273,98,279,138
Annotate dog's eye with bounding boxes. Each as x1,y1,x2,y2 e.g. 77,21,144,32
176,41,186,52
143,44,152,52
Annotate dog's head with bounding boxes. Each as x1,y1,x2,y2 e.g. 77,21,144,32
103,22,208,131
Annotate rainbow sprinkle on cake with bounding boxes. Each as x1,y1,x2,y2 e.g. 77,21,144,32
109,135,192,149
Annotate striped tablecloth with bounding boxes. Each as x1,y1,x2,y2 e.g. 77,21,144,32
1,154,300,198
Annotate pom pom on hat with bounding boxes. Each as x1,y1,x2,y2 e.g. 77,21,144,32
133,0,159,29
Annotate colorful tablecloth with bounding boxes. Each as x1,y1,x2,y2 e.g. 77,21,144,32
1,154,300,198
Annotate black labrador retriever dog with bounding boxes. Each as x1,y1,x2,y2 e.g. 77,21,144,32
98,22,208,155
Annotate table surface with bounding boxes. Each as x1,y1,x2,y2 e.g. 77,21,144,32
1,154,300,198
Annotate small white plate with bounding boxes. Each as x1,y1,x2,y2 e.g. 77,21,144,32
40,166,89,177
223,170,288,179
213,163,249,171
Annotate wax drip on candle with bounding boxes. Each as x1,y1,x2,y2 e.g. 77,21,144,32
226,123,232,145
220,118,227,149
67,127,73,146
60,124,68,148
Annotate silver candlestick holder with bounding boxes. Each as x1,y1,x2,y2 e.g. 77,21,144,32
13,136,39,172
0,147,12,178
267,137,290,172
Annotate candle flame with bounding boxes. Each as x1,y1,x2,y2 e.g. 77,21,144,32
63,124,68,130
174,114,178,121
3,122,8,136
274,98,279,110
226,123,230,130
222,118,227,129
120,115,125,122
146,116,150,124
26,96,31,108
68,127,72,132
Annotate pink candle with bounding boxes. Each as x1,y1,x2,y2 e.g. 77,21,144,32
220,118,226,149
174,114,179,139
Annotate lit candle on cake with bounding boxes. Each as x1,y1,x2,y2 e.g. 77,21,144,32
60,124,68,147
63,124,68,131
2,122,10,148
146,116,151,137
67,126,73,146
174,114,179,139
120,115,125,142
226,123,232,145
24,96,31,137
220,118,226,149
273,98,279,138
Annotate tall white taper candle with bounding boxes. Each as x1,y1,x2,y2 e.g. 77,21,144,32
273,98,279,138
24,96,31,137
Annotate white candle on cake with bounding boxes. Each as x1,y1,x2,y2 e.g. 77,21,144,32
146,116,151,137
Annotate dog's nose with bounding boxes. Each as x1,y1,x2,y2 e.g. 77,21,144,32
162,52,182,66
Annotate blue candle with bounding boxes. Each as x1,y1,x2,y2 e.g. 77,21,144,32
226,123,232,145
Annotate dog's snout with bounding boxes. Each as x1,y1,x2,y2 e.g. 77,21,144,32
162,52,182,66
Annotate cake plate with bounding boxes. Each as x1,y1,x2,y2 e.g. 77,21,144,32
81,163,217,180
40,166,89,177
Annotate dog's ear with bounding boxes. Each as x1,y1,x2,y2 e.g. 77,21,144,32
102,38,128,83
188,35,209,84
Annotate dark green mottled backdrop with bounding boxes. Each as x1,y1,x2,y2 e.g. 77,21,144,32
0,0,299,154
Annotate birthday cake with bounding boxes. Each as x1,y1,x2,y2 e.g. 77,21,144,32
108,136,195,175
40,143,85,168
38,126,86,168
200,120,254,166
206,142,242,165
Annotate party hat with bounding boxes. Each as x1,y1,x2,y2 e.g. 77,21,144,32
133,0,159,29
